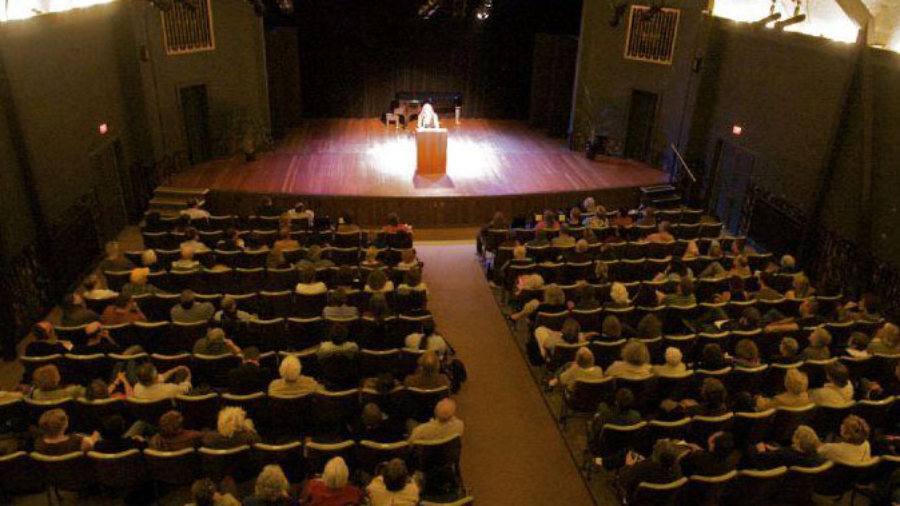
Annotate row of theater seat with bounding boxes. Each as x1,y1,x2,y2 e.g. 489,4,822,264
0,436,465,504
141,228,413,250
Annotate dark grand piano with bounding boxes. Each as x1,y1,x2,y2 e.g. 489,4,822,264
391,91,462,128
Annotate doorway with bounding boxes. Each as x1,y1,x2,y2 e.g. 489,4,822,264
709,139,755,234
624,90,659,162
180,84,211,165
91,139,128,243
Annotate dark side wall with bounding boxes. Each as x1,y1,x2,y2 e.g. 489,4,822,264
867,50,900,265
571,0,711,162
131,0,269,159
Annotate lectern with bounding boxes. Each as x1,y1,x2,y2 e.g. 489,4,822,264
416,128,447,176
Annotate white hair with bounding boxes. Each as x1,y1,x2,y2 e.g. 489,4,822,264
781,255,796,269
217,406,253,439
279,355,301,382
665,347,683,366
610,282,630,305
322,457,349,490
141,249,157,266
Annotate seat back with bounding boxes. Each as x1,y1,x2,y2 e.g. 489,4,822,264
689,413,734,444
199,445,255,481
567,377,616,413
732,409,775,447
412,435,463,497
406,387,450,423
268,393,314,436
730,467,787,506
175,393,221,430
252,441,305,483
88,449,145,489
306,440,357,479
314,389,360,437
31,451,94,492
126,397,174,425
358,440,410,475
0,451,45,497
631,477,688,505
684,471,738,506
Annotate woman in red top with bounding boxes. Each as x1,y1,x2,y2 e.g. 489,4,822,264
383,213,412,235
301,456,364,505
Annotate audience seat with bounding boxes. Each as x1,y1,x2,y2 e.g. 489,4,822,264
88,449,146,493
199,445,255,482
632,477,688,505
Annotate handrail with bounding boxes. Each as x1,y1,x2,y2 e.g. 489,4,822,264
670,143,697,183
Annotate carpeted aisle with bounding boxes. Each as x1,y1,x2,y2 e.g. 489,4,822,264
416,242,594,506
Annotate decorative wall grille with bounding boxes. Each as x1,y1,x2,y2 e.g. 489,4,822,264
161,0,215,55
624,5,680,65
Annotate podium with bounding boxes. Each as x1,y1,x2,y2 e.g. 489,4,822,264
416,128,447,176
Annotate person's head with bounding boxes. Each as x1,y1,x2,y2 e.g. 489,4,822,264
792,425,821,454
382,458,410,491
809,328,832,349
651,440,680,470
240,346,260,365
307,245,323,262
158,410,186,438
105,241,122,260
799,299,820,317
621,339,650,367
217,406,252,438
39,409,69,437
781,255,796,271
664,347,683,368
733,255,749,270
403,267,423,287
784,368,809,396
793,273,810,293
137,363,158,387
180,290,196,310
709,431,734,459
401,249,417,265
368,292,391,318
361,402,383,429
365,246,379,262
610,282,630,305
542,210,555,225
877,323,900,348
575,347,596,370
825,362,850,388
740,307,762,328
561,318,581,343
191,478,218,506
329,323,348,345
735,339,759,363
221,295,238,314
637,314,662,339
367,268,388,290
294,201,306,213
255,465,289,501
615,387,635,410
658,221,671,235
839,415,870,445
849,332,870,351
33,364,61,391
322,456,350,490
329,288,348,308
417,351,441,376
583,196,596,211
130,267,150,286
387,212,401,227
179,244,195,262
594,260,608,280
708,241,723,258
83,274,101,292
570,207,582,222
278,227,292,241
544,284,565,305
779,337,799,358
702,343,724,367
513,245,527,261
205,327,226,345
434,398,457,423
32,321,56,342
100,414,128,440
86,379,110,400
601,315,621,339
279,355,302,382
701,378,727,407
575,239,589,254
298,265,317,284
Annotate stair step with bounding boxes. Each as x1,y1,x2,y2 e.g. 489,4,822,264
641,184,677,195
154,186,209,196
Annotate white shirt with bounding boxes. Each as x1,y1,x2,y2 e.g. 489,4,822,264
295,282,327,295
133,381,190,401
404,333,448,358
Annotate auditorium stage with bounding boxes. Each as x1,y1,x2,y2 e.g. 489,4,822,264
171,119,667,226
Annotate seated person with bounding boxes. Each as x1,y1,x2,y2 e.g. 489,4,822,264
404,320,450,360
657,276,697,307
846,332,871,358
750,425,824,469
268,355,319,396
564,239,592,265
323,288,359,319
607,282,632,309
551,224,576,247
316,324,359,360
226,347,271,395
179,228,209,254
383,212,412,235
593,387,642,427
295,265,328,295
357,402,404,443
301,457,364,505
213,295,254,329
171,244,201,272
215,228,245,252
82,273,117,301
71,322,121,355
93,414,144,454
121,267,163,297
811,362,854,407
403,351,450,389
510,283,567,322
364,268,394,294
697,343,730,371
798,328,832,361
190,478,241,506
193,327,241,356
818,415,872,463
101,294,147,325
757,369,810,410
243,465,296,506
133,362,192,400
295,244,335,270
605,340,653,379
785,273,815,300
558,347,604,392
25,322,71,357
171,290,215,323
60,293,101,327
618,440,683,503
868,323,900,355
140,249,164,273
683,378,729,417
395,249,420,271
534,318,585,361
34,409,99,455
30,364,84,400
645,221,675,243
409,398,465,443
98,241,136,273
202,406,261,449
336,214,361,233
360,246,384,269
397,267,428,294
149,410,203,451
679,431,737,477
653,347,688,377
181,199,211,221
772,337,802,365
732,339,761,368
366,458,419,506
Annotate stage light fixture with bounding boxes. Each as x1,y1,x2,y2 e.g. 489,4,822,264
419,0,442,19
475,0,491,21
774,0,806,30
278,0,293,14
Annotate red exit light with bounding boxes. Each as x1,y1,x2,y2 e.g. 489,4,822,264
99,123,108,135
732,124,743,136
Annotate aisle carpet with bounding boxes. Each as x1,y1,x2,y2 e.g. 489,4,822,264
416,242,594,505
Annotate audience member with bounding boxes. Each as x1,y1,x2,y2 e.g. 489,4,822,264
618,440,682,503
323,288,359,318
818,415,872,463
868,323,900,355
409,398,465,442
82,273,117,300
60,293,100,327
301,457,364,505
798,328,832,361
366,458,419,506
98,241,135,273
194,327,241,355
243,465,297,506
606,340,652,379
34,409,98,454
25,322,71,357
404,320,450,360
227,347,271,395
268,355,319,395
404,351,451,389
133,363,192,400
558,348,604,392
593,387,642,427
202,406,261,449
31,364,84,400
653,347,688,377
317,324,359,359
100,293,147,325
71,322,120,355
121,267,163,297
171,290,215,323
149,410,203,451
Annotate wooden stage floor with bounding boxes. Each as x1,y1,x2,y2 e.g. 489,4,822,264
172,119,666,198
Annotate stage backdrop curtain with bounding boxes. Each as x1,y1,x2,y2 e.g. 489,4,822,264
290,0,582,119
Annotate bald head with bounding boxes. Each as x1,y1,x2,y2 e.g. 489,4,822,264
434,398,457,422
